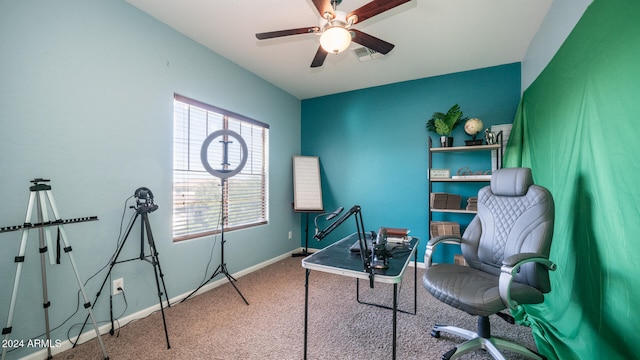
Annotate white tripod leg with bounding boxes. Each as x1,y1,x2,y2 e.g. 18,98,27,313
56,225,109,359
2,191,36,360
45,190,109,359
38,190,56,265
35,190,53,360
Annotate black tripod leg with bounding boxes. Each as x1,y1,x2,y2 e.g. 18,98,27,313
147,235,170,307
223,264,249,305
178,218,249,305
143,214,170,303
75,212,139,345
142,214,171,349
109,293,114,335
149,257,171,349
208,262,249,305
222,265,239,282
154,255,170,307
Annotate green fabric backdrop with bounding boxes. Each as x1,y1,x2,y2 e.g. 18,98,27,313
504,0,640,359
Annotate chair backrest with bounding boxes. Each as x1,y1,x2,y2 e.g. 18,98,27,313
461,168,555,292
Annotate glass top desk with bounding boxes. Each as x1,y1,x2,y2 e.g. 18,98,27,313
302,232,419,359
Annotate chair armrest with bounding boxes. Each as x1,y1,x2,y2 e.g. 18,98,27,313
425,235,463,267
499,254,557,309
502,253,557,270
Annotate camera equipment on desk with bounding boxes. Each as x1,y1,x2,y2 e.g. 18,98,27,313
371,228,389,270
314,205,413,287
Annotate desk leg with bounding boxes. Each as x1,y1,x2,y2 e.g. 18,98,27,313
414,249,418,314
393,283,398,360
304,269,310,360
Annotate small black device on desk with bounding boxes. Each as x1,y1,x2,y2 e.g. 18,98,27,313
348,230,411,252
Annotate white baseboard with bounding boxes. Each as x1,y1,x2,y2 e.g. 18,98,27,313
18,250,297,360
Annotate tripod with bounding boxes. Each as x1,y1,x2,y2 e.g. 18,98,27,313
182,177,248,305
79,188,171,349
0,179,108,360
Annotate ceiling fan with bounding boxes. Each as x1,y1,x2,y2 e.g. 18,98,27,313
255,0,411,68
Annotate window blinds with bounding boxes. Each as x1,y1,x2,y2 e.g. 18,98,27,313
173,95,269,241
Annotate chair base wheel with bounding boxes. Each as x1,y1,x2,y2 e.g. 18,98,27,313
431,321,546,360
442,347,456,360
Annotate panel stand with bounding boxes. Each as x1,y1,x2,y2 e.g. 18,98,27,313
0,179,108,360
292,213,313,257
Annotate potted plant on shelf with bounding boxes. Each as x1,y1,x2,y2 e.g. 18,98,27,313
426,104,467,147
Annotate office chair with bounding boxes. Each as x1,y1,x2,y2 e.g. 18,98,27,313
423,167,556,360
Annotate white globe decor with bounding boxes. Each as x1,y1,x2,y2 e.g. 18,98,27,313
464,118,484,145
464,118,483,136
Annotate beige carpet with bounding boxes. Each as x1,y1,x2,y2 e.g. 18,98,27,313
55,256,539,359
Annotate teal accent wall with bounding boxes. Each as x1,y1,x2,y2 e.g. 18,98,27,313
0,1,300,358
301,63,521,263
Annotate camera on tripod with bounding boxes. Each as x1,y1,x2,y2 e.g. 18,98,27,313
134,187,158,214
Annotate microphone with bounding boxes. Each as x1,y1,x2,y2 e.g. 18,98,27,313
313,206,346,241
325,206,344,220
371,228,389,269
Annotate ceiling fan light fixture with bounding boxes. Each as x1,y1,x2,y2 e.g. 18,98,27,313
320,26,351,54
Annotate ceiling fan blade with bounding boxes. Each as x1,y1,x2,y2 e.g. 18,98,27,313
348,0,411,24
256,26,319,40
312,0,334,18
350,29,394,54
310,46,329,68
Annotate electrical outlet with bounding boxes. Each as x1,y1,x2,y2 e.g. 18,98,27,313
112,278,124,295
288,231,293,240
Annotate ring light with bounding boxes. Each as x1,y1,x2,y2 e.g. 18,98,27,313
200,129,248,179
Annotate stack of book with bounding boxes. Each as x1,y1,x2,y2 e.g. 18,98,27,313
430,193,448,209
380,227,411,243
430,193,462,210
466,197,478,211
430,221,461,238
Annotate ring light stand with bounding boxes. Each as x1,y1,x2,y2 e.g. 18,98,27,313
183,130,249,305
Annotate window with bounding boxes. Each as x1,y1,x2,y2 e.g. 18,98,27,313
173,94,269,241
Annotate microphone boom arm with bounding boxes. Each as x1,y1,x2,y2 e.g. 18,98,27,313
313,205,360,241
313,204,376,286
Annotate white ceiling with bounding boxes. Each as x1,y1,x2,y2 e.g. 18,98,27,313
126,0,553,99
